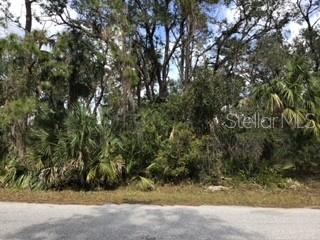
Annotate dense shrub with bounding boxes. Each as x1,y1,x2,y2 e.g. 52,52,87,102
148,123,224,184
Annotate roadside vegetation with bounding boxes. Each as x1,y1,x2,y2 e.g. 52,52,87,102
1,183,320,208
0,0,320,199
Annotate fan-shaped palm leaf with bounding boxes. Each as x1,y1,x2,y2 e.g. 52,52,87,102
268,93,283,112
132,176,155,191
282,108,305,127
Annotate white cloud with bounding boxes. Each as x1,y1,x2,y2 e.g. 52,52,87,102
224,3,239,24
284,21,303,43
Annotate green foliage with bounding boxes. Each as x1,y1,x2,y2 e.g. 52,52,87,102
254,58,320,134
1,0,320,191
132,176,155,192
226,129,269,175
0,157,45,190
185,135,224,184
148,122,225,184
87,137,124,188
184,70,239,134
120,106,172,178
0,98,37,127
149,123,194,183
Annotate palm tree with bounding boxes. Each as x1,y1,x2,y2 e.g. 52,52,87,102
87,132,124,188
253,59,320,136
53,105,100,188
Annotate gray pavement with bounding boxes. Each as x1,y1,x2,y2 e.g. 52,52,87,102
0,202,319,240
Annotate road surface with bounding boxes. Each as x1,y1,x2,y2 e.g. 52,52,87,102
0,202,319,240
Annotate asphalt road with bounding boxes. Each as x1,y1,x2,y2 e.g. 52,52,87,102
0,202,319,240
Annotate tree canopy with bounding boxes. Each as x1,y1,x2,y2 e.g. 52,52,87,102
0,0,319,190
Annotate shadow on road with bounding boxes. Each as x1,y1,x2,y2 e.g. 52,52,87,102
4,205,264,240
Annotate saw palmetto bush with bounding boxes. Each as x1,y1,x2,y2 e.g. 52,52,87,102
53,105,130,189
24,105,126,189
253,59,320,175
50,105,101,188
254,59,320,134
0,144,46,189
86,135,125,188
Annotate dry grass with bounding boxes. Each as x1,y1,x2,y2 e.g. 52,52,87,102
1,184,320,208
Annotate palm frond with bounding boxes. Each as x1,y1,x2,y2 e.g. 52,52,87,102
276,81,294,106
268,93,283,112
282,108,305,127
304,120,320,137
132,176,155,191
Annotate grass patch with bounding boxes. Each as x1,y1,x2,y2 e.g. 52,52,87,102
1,183,320,208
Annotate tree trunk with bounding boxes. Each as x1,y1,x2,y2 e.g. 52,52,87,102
11,120,27,163
180,20,185,84
184,15,194,85
25,0,33,34
68,68,78,109
159,25,170,100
